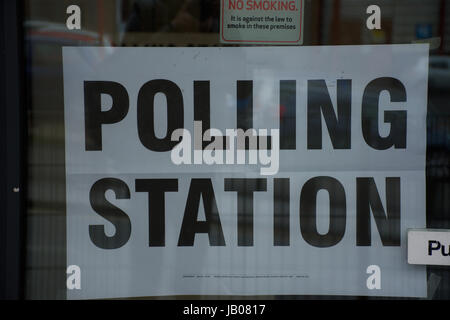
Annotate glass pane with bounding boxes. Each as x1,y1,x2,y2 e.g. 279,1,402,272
23,0,450,299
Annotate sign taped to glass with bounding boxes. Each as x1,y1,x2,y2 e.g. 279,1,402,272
63,45,428,299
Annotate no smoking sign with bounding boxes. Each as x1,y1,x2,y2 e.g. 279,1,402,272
220,0,304,44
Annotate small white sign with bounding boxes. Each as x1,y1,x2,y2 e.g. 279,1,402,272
220,0,304,44
408,229,450,266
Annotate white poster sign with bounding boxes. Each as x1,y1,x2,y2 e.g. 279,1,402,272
63,45,428,299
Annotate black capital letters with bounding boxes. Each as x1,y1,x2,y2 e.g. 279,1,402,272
84,81,129,150
135,179,178,247
274,178,290,246
356,177,401,246
307,79,352,149
225,178,267,246
178,179,225,246
362,77,407,150
300,176,346,247
280,80,296,149
89,178,131,249
137,79,184,151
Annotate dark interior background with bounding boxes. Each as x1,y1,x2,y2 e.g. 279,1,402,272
7,0,449,299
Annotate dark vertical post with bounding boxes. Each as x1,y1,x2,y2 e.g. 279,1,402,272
0,0,25,300
439,0,446,54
